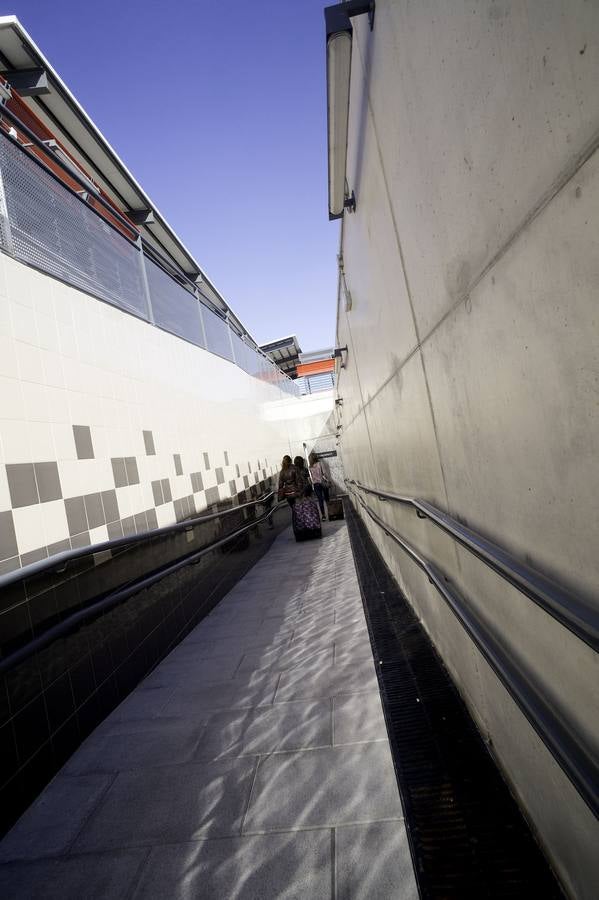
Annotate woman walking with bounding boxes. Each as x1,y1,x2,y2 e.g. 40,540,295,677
278,455,299,507
308,452,328,520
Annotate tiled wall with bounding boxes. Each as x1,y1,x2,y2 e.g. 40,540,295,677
0,253,330,572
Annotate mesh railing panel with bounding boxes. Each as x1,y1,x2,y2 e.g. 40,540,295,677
0,132,148,318
145,256,204,347
202,302,234,361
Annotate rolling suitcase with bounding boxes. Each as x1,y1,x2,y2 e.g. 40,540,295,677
292,498,322,541
326,496,344,521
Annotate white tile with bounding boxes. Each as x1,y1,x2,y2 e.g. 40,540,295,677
45,387,70,424
35,312,61,353
0,294,12,337
58,460,85,497
58,321,78,358
12,504,46,554
16,341,44,384
27,422,55,460
40,350,65,389
10,301,37,345
21,382,50,422
0,420,31,463
156,503,175,528
4,259,32,308
89,524,108,545
0,375,24,420
0,334,18,378
52,424,77,461
42,499,69,546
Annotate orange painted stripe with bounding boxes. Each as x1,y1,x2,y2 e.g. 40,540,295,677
296,359,334,376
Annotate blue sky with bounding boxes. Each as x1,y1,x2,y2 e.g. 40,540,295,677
9,0,340,350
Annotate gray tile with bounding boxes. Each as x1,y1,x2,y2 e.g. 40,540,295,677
34,462,62,503
0,556,19,575
203,452,210,470
74,757,256,851
72,424,94,460
336,822,418,900
146,508,158,530
161,478,172,502
131,830,331,900
215,467,224,485
224,450,229,465
187,495,195,515
64,722,203,775
173,453,182,475
243,475,250,489
191,471,203,492
244,742,402,831
205,486,219,505
64,496,87,536
0,849,148,900
20,547,47,567
134,512,148,533
236,464,240,477
0,510,18,560
101,490,119,524
111,457,127,489
125,457,139,485
229,479,236,496
121,516,136,536
151,480,163,506
196,700,332,760
47,538,71,558
84,492,105,529
6,463,38,508
70,531,90,549
107,521,123,540
0,773,113,861
143,430,155,455
333,691,387,745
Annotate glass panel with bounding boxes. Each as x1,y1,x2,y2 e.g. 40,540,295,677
201,302,234,361
0,133,148,319
145,256,204,347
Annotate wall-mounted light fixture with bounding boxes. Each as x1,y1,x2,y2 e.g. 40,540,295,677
325,1,375,220
335,398,344,406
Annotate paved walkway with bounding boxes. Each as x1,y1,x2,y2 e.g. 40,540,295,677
0,522,418,899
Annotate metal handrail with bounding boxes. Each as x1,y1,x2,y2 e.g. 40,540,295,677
0,491,276,590
346,484,598,818
348,480,598,652
0,498,286,677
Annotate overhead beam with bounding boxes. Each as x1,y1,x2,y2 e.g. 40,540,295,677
125,208,155,225
3,67,49,97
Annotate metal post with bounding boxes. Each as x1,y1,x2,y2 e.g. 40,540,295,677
137,241,154,323
195,289,208,349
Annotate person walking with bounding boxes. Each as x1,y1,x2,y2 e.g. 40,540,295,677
278,455,299,507
308,452,328,520
294,456,310,496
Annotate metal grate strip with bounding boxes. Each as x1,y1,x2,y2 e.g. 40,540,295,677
344,501,563,899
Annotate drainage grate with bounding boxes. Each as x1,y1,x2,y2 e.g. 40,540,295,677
344,502,563,899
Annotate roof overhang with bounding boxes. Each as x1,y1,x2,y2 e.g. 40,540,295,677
0,16,254,343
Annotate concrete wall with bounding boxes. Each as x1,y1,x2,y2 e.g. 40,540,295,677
336,3,599,897
0,253,331,572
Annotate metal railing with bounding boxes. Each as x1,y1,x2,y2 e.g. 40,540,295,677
0,110,298,395
0,489,283,675
345,480,598,818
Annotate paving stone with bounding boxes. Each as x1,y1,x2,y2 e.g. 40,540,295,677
0,849,148,900
73,758,256,851
131,831,331,900
274,656,377,703
162,672,280,715
196,699,332,760
143,654,242,688
336,822,419,900
0,774,113,861
110,686,174,721
244,742,402,831
333,691,388,745
63,720,204,774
